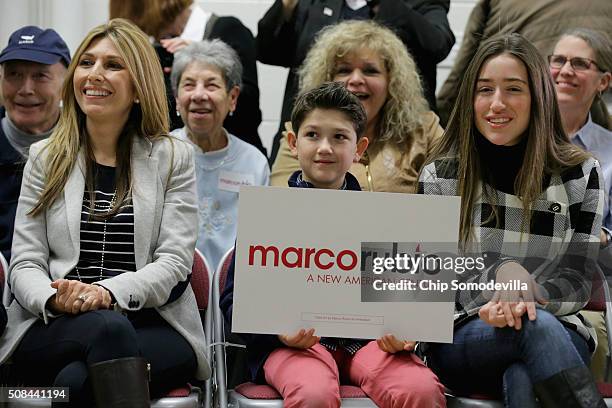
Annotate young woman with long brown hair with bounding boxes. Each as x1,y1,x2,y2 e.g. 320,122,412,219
419,33,605,408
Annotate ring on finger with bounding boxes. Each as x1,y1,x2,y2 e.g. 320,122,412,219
77,294,89,302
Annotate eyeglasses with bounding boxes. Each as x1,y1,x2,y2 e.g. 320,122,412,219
548,55,602,72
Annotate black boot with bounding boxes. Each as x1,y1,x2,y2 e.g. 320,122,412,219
89,357,150,408
534,366,605,408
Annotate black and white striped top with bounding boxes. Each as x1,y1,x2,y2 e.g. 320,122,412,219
66,163,136,283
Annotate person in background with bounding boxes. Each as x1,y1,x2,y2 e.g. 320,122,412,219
0,26,69,263
0,19,209,407
551,29,611,221
109,0,265,154
259,0,454,162
549,28,612,382
270,20,443,193
420,33,605,407
170,39,269,270
437,0,612,128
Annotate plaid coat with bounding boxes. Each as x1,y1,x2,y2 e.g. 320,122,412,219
418,156,604,351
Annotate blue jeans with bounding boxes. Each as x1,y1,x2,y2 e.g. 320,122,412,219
428,310,590,408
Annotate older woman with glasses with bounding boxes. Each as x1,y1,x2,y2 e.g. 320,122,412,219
550,28,612,383
550,29,611,244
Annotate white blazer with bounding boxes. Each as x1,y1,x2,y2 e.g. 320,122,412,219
0,135,211,380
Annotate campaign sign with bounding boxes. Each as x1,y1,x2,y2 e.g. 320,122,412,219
232,186,460,342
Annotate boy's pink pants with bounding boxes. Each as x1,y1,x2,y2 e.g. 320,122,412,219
263,341,446,408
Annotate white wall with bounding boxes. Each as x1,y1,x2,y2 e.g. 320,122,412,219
0,0,477,156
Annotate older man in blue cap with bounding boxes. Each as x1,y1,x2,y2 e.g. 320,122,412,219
0,26,70,263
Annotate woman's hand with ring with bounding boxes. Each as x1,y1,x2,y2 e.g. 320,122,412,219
50,279,91,314
78,285,113,313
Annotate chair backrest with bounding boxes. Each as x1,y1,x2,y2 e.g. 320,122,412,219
585,265,607,312
582,262,612,382
213,247,235,408
190,249,214,408
218,247,234,295
0,252,6,298
191,249,212,312
0,252,11,306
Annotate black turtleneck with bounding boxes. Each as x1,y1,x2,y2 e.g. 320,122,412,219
476,133,527,195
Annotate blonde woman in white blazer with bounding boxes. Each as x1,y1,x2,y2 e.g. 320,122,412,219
0,19,209,408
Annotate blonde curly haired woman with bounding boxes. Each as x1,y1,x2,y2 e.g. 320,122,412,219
270,20,443,193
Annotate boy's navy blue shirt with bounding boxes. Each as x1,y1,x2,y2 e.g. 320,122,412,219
287,169,362,191
219,170,363,382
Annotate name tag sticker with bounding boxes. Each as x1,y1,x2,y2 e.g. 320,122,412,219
219,171,255,192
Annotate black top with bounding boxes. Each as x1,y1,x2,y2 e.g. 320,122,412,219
339,3,371,20
476,133,528,195
288,169,362,191
0,107,24,263
67,163,136,283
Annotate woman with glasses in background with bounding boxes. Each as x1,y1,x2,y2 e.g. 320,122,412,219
550,29,611,246
550,28,612,383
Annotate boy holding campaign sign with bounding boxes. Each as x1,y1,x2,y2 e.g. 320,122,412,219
220,82,445,408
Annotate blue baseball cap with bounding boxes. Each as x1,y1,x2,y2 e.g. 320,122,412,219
0,26,71,66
